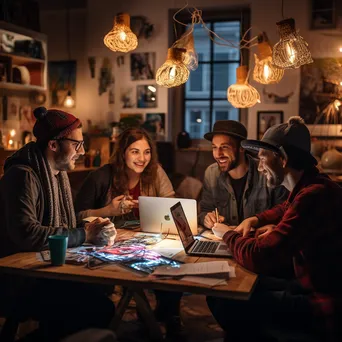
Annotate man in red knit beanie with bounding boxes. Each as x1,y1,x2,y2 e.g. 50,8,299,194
0,107,116,341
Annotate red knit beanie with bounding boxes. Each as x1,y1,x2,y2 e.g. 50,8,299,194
33,106,81,142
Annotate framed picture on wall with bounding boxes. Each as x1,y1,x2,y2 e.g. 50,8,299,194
311,0,336,29
257,111,284,140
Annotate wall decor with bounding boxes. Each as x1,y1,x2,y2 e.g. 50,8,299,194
137,85,157,108
299,58,342,136
311,0,336,29
257,111,283,140
7,97,20,120
119,113,144,129
142,113,165,140
0,55,11,82
99,58,114,95
131,16,154,39
20,105,35,131
262,87,294,104
120,87,135,108
131,52,155,80
88,57,96,78
48,60,77,107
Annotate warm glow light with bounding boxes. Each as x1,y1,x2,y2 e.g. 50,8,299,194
272,18,313,69
339,47,342,52
156,48,189,88
263,64,270,80
286,42,296,63
119,31,127,41
334,100,342,110
151,97,156,101
169,66,176,79
196,118,202,123
340,82,342,86
148,86,156,92
63,91,75,108
104,13,138,53
10,129,16,137
9,139,13,145
228,66,260,108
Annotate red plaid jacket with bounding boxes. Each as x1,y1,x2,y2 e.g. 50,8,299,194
223,167,342,340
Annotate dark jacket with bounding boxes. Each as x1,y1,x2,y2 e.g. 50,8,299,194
0,145,85,258
199,155,289,226
224,168,342,341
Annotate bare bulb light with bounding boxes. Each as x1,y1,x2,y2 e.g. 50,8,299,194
156,48,189,88
253,33,284,85
227,66,260,108
272,18,313,69
104,13,138,53
63,90,75,108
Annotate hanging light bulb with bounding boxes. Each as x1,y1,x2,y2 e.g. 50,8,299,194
63,90,75,108
272,18,313,69
227,66,260,108
173,30,198,71
104,13,138,53
253,32,284,85
156,48,189,88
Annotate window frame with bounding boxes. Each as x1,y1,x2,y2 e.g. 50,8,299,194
168,7,251,144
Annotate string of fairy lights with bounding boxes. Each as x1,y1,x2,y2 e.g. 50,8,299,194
103,3,314,109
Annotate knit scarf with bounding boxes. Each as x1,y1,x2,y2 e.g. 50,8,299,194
17,142,76,228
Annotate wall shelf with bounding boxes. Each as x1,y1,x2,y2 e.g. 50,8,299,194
0,82,46,91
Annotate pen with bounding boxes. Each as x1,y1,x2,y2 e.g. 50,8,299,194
215,208,219,223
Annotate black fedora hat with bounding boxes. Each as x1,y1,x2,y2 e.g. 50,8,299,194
204,120,247,141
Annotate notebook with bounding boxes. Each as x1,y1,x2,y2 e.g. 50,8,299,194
170,202,231,257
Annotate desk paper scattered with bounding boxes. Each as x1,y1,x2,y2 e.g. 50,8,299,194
152,260,231,279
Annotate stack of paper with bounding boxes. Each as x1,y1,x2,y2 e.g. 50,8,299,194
152,260,232,279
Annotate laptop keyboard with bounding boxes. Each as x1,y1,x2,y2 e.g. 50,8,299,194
192,240,219,254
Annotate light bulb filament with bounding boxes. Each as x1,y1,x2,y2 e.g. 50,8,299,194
263,64,270,81
119,31,127,41
286,42,296,63
169,66,176,80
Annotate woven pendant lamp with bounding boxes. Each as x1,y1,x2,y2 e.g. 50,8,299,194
272,18,313,69
253,33,284,84
227,66,260,108
156,48,190,88
173,30,198,71
104,13,138,53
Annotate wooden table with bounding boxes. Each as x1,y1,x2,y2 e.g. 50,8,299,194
0,230,257,340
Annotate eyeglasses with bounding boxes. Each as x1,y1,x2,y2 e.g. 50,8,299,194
58,138,85,152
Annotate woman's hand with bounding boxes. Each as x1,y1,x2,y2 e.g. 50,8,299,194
108,195,138,216
234,216,259,237
255,224,276,239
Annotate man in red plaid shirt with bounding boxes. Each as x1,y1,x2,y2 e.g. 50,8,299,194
207,116,342,342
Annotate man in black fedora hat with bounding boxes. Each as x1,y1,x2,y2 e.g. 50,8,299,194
199,120,288,230
208,117,342,341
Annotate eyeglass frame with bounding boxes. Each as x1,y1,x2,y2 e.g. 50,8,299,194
57,138,85,152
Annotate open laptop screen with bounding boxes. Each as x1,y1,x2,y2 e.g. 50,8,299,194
170,202,195,250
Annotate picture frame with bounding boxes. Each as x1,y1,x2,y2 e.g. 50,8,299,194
130,52,155,80
310,0,336,30
137,85,157,108
0,55,12,82
257,111,284,140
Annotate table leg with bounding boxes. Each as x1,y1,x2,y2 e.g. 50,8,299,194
109,288,134,330
133,289,164,341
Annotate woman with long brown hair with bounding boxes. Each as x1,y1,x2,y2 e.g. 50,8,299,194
75,128,184,338
75,127,174,224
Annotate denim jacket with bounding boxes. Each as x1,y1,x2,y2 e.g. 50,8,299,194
198,155,289,226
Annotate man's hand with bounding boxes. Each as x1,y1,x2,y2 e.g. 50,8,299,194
234,216,259,237
204,211,225,229
212,223,235,238
255,224,276,239
85,217,117,246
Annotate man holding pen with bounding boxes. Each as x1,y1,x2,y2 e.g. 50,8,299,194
199,120,288,229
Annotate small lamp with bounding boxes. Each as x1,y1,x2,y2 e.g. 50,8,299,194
253,32,284,84
104,13,138,53
156,48,189,88
63,90,75,108
227,66,260,108
272,18,313,69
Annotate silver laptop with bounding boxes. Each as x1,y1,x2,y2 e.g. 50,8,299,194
170,202,231,257
139,196,198,235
